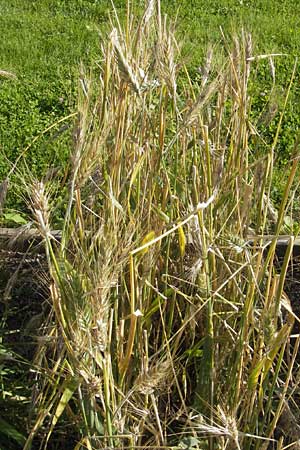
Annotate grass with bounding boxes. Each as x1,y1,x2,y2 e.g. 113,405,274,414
1,1,299,449
1,1,300,449
1,0,300,215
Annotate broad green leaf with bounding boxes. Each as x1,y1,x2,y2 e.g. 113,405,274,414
3,212,27,225
178,436,200,448
263,324,290,377
52,378,78,426
46,376,78,444
248,358,265,390
248,324,290,389
129,153,145,189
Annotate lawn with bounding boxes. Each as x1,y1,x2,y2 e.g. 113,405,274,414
1,0,300,200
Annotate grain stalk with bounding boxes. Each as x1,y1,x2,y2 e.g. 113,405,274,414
19,2,300,449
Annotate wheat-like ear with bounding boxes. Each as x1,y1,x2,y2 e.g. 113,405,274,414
113,359,172,422
142,0,156,28
184,76,220,125
28,180,51,240
245,32,252,82
199,45,213,88
135,359,172,395
188,405,242,449
110,28,141,95
154,16,177,100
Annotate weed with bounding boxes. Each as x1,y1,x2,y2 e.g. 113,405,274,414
14,1,300,449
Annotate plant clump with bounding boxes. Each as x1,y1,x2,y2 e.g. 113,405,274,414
5,1,300,449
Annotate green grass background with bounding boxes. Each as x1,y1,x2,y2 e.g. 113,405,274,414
1,0,300,211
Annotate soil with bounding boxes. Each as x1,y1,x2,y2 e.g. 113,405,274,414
1,242,300,449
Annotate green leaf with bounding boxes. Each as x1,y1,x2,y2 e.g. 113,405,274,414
46,376,78,444
178,436,200,449
248,358,265,390
0,417,26,445
3,212,27,225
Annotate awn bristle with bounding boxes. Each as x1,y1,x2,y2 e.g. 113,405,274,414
111,28,141,95
200,46,213,88
184,77,220,125
135,359,172,395
245,32,253,81
154,19,177,99
142,0,156,27
29,180,51,239
190,406,241,449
